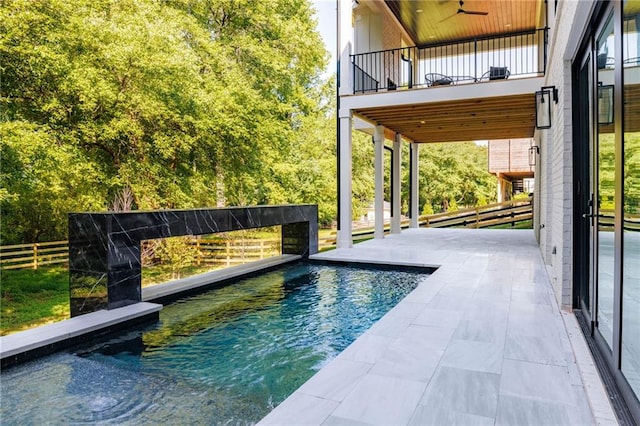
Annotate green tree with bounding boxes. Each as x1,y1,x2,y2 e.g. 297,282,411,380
1,0,329,243
415,142,496,213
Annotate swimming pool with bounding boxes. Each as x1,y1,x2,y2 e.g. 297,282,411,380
1,261,429,424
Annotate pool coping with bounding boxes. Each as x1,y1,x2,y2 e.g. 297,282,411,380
0,302,162,368
142,254,301,302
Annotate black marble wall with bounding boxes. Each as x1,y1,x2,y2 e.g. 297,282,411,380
69,205,318,317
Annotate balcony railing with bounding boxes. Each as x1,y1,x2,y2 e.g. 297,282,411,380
351,28,548,93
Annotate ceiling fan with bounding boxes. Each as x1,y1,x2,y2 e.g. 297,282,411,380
439,1,489,23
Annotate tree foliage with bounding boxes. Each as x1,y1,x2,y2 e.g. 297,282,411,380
0,0,338,243
413,142,496,213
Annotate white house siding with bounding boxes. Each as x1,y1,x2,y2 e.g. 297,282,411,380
537,0,590,309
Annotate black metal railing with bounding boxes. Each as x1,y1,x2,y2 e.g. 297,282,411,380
354,63,379,93
351,28,548,93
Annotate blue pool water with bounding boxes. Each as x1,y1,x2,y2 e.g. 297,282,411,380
1,261,428,425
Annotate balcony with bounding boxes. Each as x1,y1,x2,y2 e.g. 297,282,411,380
351,28,547,94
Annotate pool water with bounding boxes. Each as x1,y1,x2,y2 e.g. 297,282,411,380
1,261,428,425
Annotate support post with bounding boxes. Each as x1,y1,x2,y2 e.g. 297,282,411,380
374,126,385,239
391,133,402,234
337,109,353,248
338,0,353,96
410,143,420,228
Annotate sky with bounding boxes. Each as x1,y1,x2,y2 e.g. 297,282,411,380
311,0,337,76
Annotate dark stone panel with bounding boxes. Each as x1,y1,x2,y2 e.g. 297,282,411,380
282,222,309,256
69,205,318,317
68,214,108,271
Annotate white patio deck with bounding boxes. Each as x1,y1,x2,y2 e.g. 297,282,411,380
259,228,617,425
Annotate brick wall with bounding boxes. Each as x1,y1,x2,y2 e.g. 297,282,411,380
537,0,587,309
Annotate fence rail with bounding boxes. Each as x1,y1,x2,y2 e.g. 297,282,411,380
192,239,281,267
0,241,68,270
0,238,283,271
418,198,533,229
318,198,534,248
352,28,547,93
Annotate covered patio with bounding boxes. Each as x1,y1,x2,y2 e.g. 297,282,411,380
259,228,615,425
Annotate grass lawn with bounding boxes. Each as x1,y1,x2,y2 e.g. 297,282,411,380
142,264,221,287
1,267,70,335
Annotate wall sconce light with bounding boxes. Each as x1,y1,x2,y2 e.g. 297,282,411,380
529,145,540,167
598,83,614,125
535,86,558,129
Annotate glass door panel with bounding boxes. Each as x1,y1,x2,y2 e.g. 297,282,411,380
596,14,616,349
578,54,592,314
622,1,640,398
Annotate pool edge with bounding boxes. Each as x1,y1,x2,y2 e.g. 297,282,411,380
0,302,162,369
1,255,304,370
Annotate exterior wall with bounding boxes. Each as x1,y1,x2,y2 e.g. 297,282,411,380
382,12,403,50
537,0,588,309
488,139,535,174
353,6,383,54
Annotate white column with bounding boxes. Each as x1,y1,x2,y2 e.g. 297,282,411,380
336,0,353,248
391,133,402,234
336,108,353,248
497,174,504,203
374,126,385,239
338,0,353,96
410,143,420,228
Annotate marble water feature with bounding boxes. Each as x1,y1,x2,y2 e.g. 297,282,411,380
68,205,318,316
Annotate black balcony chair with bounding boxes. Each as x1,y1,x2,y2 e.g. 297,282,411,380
425,73,454,87
479,66,510,82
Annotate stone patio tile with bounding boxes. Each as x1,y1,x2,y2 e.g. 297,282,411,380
370,335,444,382
500,359,575,405
409,405,495,426
330,374,427,425
412,308,464,329
296,358,373,402
495,394,572,425
336,334,395,364
258,393,339,425
418,366,501,419
440,339,504,374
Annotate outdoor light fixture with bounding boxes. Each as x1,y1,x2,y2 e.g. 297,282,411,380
535,86,558,129
529,145,540,167
598,83,614,125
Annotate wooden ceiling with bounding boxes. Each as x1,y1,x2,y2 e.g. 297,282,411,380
384,0,543,46
354,93,537,143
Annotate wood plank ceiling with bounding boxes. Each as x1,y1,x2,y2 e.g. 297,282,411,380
384,0,543,46
354,93,536,143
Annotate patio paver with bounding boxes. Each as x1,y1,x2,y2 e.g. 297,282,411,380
258,228,617,425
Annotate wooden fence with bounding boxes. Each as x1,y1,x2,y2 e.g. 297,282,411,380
0,238,283,271
0,241,69,270
418,198,533,229
318,198,534,248
191,238,281,267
